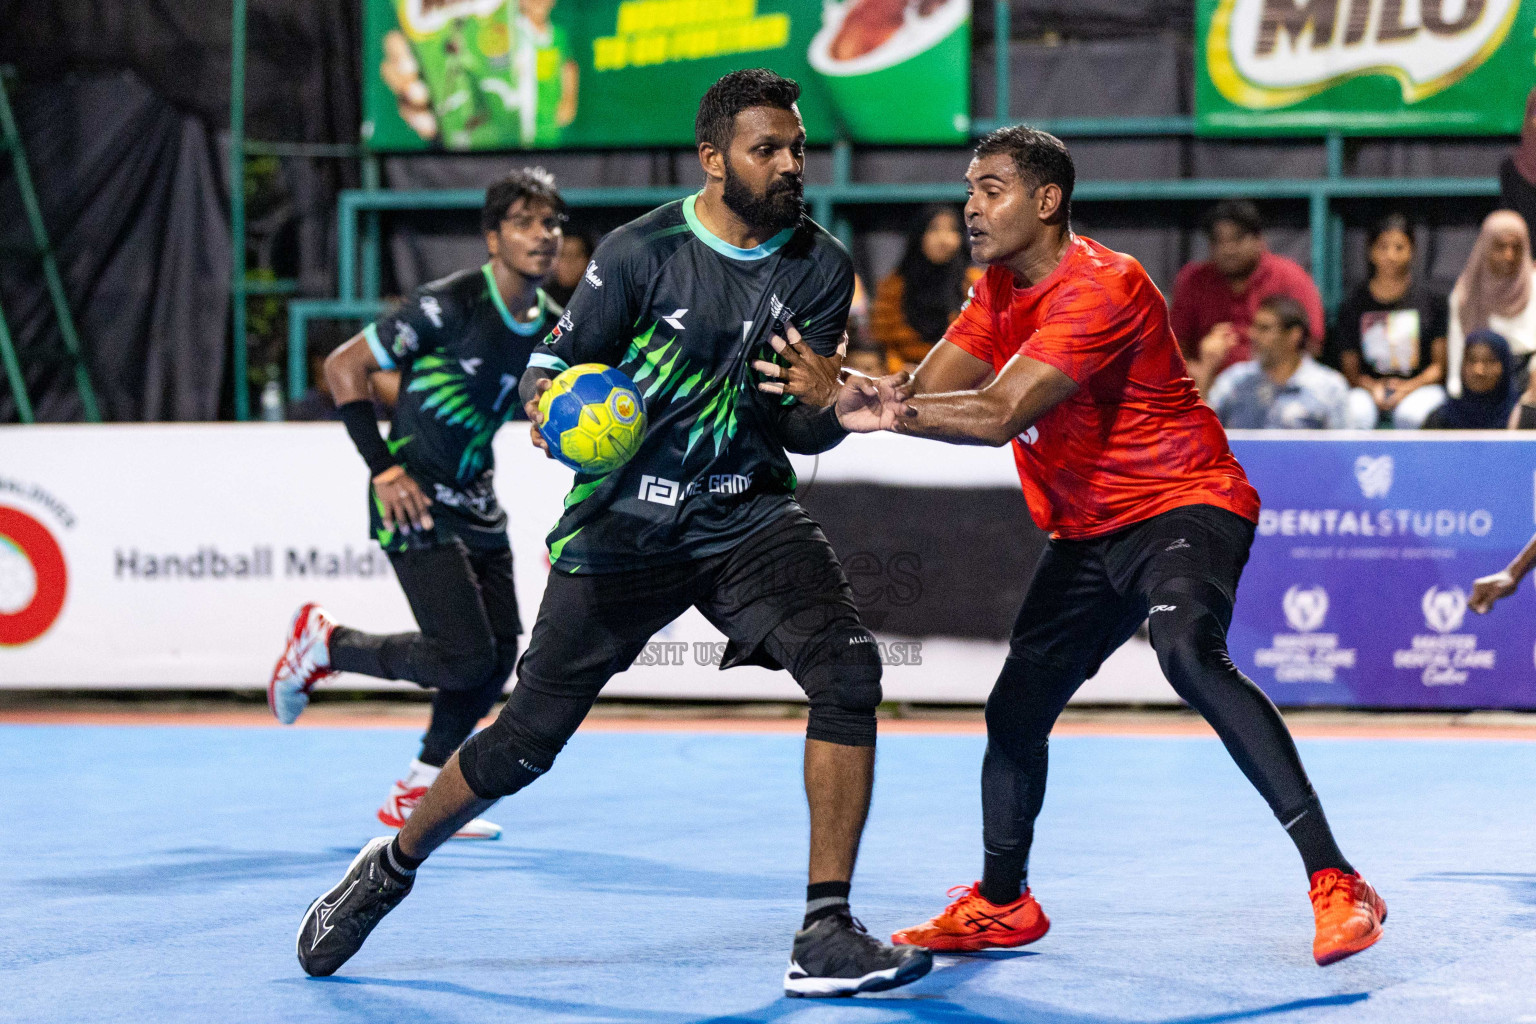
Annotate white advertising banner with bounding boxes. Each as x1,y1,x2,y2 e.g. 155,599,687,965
0,425,1171,702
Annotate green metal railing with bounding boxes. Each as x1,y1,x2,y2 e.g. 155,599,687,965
0,66,102,423
285,298,386,402
229,0,1509,420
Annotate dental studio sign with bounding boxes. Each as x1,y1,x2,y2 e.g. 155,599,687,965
1225,435,1536,708
1197,0,1536,134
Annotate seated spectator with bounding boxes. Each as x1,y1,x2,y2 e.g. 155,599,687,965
1172,199,1325,395
1207,295,1349,429
1447,211,1536,399
1330,213,1448,429
545,227,595,307
1423,330,1516,429
842,273,887,376
870,205,981,372
1500,88,1536,234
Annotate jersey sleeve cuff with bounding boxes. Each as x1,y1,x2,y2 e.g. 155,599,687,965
363,323,396,371
943,329,990,364
528,351,569,373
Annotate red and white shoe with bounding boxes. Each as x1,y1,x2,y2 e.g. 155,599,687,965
378,779,503,841
268,602,337,725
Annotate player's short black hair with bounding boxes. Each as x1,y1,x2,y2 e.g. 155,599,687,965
1204,199,1263,239
695,68,801,152
1257,293,1310,344
973,125,1075,221
481,167,566,234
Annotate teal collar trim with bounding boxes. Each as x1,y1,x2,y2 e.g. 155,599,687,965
682,193,794,261
482,264,547,335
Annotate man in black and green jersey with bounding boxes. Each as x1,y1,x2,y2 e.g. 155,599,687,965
268,168,565,843
295,70,933,998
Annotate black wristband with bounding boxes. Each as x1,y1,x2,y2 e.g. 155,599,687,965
338,400,396,477
808,401,849,447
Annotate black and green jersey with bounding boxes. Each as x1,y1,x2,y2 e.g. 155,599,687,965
365,263,559,551
528,194,855,573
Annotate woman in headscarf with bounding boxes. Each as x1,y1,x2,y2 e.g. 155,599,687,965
869,205,980,372
1446,210,1536,399
1424,330,1516,429
1500,88,1536,233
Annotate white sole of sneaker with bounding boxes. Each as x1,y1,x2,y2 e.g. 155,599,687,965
296,837,390,963
783,954,932,998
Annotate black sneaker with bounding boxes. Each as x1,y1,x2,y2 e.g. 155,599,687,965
784,911,933,997
296,837,413,977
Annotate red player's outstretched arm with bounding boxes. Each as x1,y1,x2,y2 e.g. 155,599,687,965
906,339,995,396
890,351,1077,447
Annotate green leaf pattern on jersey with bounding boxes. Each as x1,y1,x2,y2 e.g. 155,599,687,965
407,353,508,481
619,321,740,462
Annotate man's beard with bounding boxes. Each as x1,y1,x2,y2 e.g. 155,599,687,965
722,159,804,235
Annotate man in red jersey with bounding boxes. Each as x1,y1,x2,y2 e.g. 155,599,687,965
759,126,1386,967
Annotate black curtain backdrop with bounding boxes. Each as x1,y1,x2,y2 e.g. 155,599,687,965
0,0,363,421
0,73,230,421
0,0,362,143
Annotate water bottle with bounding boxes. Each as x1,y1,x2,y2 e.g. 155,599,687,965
260,379,284,422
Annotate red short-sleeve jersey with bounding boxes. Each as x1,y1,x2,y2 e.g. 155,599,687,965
943,234,1260,540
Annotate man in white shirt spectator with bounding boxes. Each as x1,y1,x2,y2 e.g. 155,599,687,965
1208,295,1351,429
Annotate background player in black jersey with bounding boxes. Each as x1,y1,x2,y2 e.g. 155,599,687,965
269,168,565,841
294,70,931,998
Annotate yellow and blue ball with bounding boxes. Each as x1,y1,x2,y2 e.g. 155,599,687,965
536,363,647,475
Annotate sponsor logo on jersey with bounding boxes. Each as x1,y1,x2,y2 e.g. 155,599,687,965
1164,538,1191,552
638,475,681,506
1354,455,1393,498
769,293,796,331
459,357,482,376
420,295,444,327
682,473,752,496
1149,604,1178,614
1016,425,1039,446
584,260,603,289
393,322,419,355
662,308,689,331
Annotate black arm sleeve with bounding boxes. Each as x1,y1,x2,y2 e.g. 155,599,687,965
519,365,560,410
765,400,848,455
339,400,396,476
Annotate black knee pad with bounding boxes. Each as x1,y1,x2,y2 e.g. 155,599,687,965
798,625,882,747
456,698,560,800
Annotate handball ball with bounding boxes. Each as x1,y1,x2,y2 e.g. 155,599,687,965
537,363,647,475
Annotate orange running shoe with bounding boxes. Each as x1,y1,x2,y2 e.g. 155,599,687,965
1310,868,1387,966
891,883,1050,952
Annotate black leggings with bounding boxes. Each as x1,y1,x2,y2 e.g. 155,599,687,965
329,539,521,767
982,507,1349,897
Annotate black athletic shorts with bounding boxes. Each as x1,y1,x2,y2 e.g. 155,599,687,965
517,504,865,696
1010,503,1255,678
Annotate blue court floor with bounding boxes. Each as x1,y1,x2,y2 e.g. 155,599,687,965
4,723,1536,1024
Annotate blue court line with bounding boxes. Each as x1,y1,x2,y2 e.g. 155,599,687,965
4,726,1535,1023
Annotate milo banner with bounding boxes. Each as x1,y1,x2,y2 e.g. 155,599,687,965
1229,435,1536,709
363,0,971,150
1197,0,1536,134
